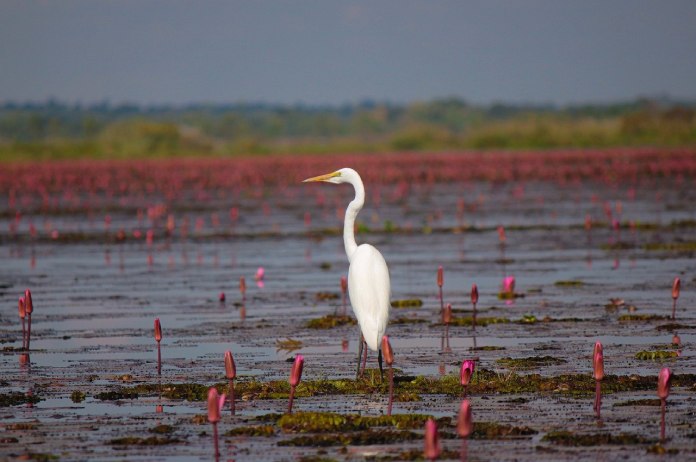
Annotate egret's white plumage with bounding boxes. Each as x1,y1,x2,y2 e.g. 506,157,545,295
303,168,391,374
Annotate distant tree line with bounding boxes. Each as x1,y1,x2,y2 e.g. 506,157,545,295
0,97,694,160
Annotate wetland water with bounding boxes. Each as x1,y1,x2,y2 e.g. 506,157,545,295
1,150,695,461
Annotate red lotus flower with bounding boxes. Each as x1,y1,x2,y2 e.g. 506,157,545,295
207,387,223,424
593,341,604,381
437,266,443,288
657,367,672,400
457,400,473,438
470,284,479,305
672,277,680,300
224,350,236,380
424,418,441,460
460,360,475,386
381,335,394,366
24,289,33,314
289,355,304,387
154,318,162,342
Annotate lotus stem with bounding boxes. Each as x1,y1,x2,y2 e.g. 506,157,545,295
594,379,601,419
660,398,666,442
229,379,235,415
460,438,468,462
26,314,32,351
157,341,162,376
288,385,296,414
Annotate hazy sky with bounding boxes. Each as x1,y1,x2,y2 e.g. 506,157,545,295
2,1,695,106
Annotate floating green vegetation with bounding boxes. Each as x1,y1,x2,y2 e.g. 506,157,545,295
542,430,654,446
496,356,567,370
554,280,585,287
601,241,635,250
647,444,680,455
614,399,661,407
276,338,303,352
226,425,275,437
315,292,339,301
448,316,510,327
472,346,506,351
6,422,38,430
14,453,59,461
109,436,180,446
116,370,696,403
149,424,175,434
498,292,524,300
306,315,356,329
392,317,428,325
635,350,678,360
619,314,671,321
644,241,696,252
656,323,693,331
518,314,538,324
276,412,437,433
70,390,86,403
278,429,420,447
391,299,423,308
94,389,139,401
0,392,42,407
377,449,460,461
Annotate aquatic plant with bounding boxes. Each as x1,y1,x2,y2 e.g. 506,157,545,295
381,335,394,416
657,367,672,442
593,341,604,418
224,350,236,415
460,360,476,397
207,387,225,458
437,266,444,318
424,418,440,461
288,355,304,414
239,276,246,300
499,276,516,299
154,318,162,376
671,277,680,320
219,292,225,302
24,289,34,350
18,296,26,350
470,284,479,330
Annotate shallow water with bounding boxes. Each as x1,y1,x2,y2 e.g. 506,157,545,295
1,152,695,461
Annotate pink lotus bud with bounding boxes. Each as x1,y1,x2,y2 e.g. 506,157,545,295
502,276,515,294
672,334,681,346
443,304,452,324
423,418,440,460
497,225,506,243
255,267,265,281
672,277,680,300
657,367,672,400
239,277,246,295
593,341,604,381
18,296,26,319
154,318,162,342
289,355,304,387
470,284,479,304
224,350,236,380
340,275,348,294
219,292,226,302
437,266,443,288
24,289,34,314
207,387,221,423
460,360,475,386
457,400,473,438
381,335,394,366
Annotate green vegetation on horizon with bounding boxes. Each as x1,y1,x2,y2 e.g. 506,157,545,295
1,97,695,161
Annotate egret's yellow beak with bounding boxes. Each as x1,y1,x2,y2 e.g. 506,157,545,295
302,171,341,183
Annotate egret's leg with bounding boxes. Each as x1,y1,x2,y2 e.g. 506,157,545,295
378,348,384,382
356,333,364,379
360,340,368,377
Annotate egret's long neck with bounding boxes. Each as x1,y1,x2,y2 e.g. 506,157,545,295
344,177,364,262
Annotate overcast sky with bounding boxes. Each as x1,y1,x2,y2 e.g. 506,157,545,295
1,1,695,106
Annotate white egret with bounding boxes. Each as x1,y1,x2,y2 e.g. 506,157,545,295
303,168,391,379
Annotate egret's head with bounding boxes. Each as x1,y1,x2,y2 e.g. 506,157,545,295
302,168,356,185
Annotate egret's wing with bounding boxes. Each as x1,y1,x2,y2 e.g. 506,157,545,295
348,244,391,351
